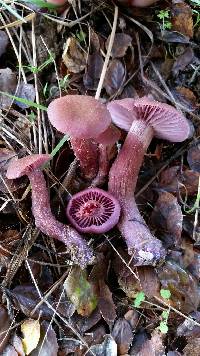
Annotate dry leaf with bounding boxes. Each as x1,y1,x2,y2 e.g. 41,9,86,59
89,335,117,356
83,52,104,90
0,68,16,108
0,30,8,57
106,33,132,58
15,83,36,109
0,305,11,353
30,321,58,356
21,319,40,355
172,47,194,75
98,279,117,324
171,1,193,38
151,191,183,246
183,338,200,356
62,37,87,73
112,318,133,354
104,59,125,96
187,145,200,173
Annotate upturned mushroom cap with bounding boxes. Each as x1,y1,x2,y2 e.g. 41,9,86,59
47,95,112,139
6,154,51,179
66,188,121,234
107,97,191,142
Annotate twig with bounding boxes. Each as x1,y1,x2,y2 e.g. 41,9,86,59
95,5,118,100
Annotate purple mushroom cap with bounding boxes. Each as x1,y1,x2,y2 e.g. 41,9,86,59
66,188,121,234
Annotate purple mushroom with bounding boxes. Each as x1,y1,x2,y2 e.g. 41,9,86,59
107,96,191,265
66,187,121,234
6,154,93,267
47,95,120,181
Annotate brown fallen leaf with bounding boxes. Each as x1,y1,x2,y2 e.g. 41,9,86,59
175,87,197,109
0,30,8,57
130,330,165,356
106,33,132,58
88,335,117,356
30,321,58,356
159,166,199,196
62,37,87,73
0,68,16,108
171,1,193,38
0,305,11,353
183,338,200,356
83,52,104,90
104,59,126,96
172,47,194,76
177,311,200,338
151,191,183,246
112,318,134,355
187,145,200,173
158,260,200,313
98,279,117,324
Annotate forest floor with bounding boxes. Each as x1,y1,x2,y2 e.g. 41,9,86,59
0,0,200,355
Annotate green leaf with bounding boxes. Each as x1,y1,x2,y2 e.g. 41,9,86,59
133,291,145,308
160,289,171,300
0,91,47,111
18,0,58,9
158,321,168,334
161,310,170,320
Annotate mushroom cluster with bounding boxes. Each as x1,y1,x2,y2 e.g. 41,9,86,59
6,94,191,268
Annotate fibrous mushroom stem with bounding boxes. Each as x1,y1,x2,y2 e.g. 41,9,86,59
70,138,99,180
91,145,110,187
28,169,93,267
109,121,166,265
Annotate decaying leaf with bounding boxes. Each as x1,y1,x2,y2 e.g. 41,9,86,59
151,191,183,246
0,68,16,108
10,285,53,319
0,305,11,353
130,330,165,356
106,33,132,58
172,47,194,76
183,338,200,356
171,1,193,38
187,145,200,173
158,260,200,313
62,37,87,73
21,319,40,355
89,335,117,356
15,83,36,109
104,59,125,96
177,311,200,338
0,30,8,57
30,321,58,356
83,53,104,90
98,279,117,324
159,166,199,196
64,267,98,316
112,318,133,354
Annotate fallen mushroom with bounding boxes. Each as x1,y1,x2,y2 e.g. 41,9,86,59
6,154,93,267
47,95,120,183
66,187,121,234
107,96,191,265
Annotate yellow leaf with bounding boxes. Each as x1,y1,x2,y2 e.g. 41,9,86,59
21,319,40,355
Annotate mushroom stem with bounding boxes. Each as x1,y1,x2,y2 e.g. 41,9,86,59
109,121,165,265
70,138,99,180
90,145,110,187
28,169,93,267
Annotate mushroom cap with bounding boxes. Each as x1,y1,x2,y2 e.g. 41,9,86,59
107,96,191,142
66,188,121,234
47,95,112,139
6,154,51,179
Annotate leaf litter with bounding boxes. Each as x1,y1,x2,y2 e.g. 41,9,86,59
0,0,200,355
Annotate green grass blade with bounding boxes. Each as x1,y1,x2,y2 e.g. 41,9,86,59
0,0,27,22
50,135,69,157
17,0,59,9
0,91,47,111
